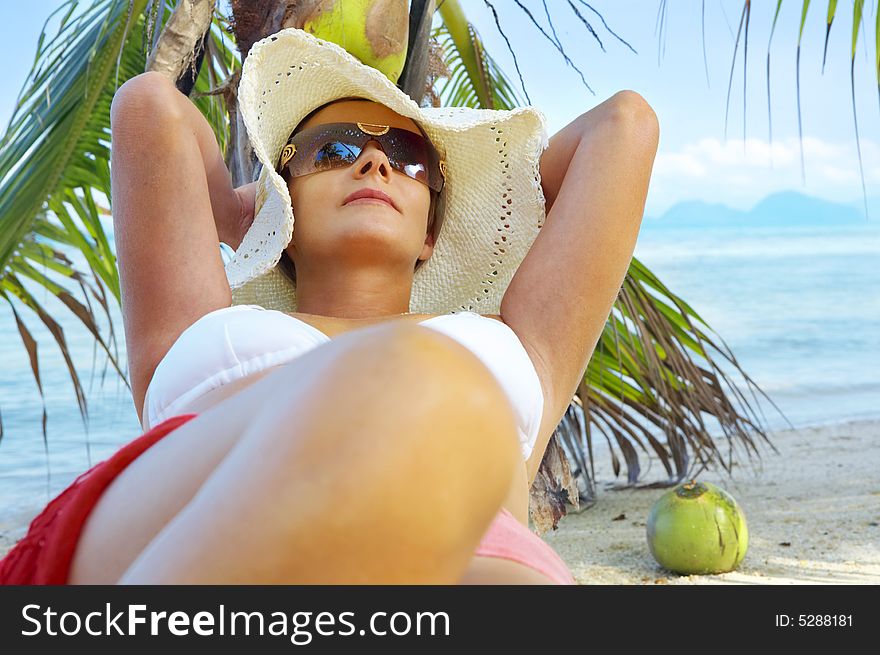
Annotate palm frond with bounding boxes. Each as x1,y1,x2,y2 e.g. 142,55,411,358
721,0,876,220
702,0,711,86
0,0,242,441
570,0,637,54
766,1,784,163
0,0,152,438
796,0,812,183
723,1,750,143
432,21,524,110
823,0,839,72
876,0,880,110
849,0,870,219
505,0,594,94
434,1,525,110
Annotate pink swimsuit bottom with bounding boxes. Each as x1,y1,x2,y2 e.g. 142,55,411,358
0,414,575,585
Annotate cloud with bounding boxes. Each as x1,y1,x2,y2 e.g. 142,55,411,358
646,135,880,216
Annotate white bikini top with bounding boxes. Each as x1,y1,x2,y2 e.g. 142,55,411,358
143,305,545,460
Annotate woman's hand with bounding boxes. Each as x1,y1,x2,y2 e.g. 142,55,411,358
221,181,258,250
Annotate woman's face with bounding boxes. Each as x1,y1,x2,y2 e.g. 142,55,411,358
283,99,434,274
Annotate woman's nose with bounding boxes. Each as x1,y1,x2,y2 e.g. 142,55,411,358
353,141,391,181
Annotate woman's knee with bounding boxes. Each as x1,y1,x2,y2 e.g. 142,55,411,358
243,322,523,530
271,321,520,460
357,323,514,405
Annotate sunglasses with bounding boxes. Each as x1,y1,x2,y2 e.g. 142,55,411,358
276,121,446,193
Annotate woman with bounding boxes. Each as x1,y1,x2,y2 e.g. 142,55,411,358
0,29,658,585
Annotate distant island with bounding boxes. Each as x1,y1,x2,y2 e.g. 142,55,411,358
644,191,879,227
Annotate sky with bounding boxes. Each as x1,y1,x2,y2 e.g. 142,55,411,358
1,0,878,217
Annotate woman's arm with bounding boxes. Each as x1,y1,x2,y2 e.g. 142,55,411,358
499,90,660,485
110,72,240,422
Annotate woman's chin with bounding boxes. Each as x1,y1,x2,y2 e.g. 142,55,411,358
322,224,413,250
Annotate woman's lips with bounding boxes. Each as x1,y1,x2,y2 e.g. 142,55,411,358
346,197,395,208
343,188,399,211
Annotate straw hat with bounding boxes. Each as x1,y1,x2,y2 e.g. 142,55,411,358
226,28,548,315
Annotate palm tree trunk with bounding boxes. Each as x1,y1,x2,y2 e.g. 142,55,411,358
398,0,436,103
146,0,216,89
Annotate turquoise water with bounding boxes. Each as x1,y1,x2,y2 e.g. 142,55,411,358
1,220,878,534
633,220,880,432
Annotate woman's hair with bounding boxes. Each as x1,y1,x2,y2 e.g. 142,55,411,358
276,98,446,285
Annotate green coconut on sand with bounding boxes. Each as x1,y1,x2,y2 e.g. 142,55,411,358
646,480,749,575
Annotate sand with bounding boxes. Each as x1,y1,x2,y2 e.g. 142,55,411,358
2,418,878,584
542,418,880,584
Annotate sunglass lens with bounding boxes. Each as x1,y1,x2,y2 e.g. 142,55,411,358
313,141,361,171
386,130,440,190
401,161,429,186
285,123,443,192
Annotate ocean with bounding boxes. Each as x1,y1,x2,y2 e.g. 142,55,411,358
634,219,880,434
1,219,879,535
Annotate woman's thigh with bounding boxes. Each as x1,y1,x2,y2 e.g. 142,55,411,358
67,381,261,583
68,322,521,584
70,327,368,584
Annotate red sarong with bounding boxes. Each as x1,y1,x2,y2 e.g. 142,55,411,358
0,414,197,584
0,413,575,585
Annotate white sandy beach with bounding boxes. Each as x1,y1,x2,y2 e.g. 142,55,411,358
543,418,880,584
2,418,878,584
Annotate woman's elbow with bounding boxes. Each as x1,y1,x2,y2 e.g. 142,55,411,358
606,90,660,146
